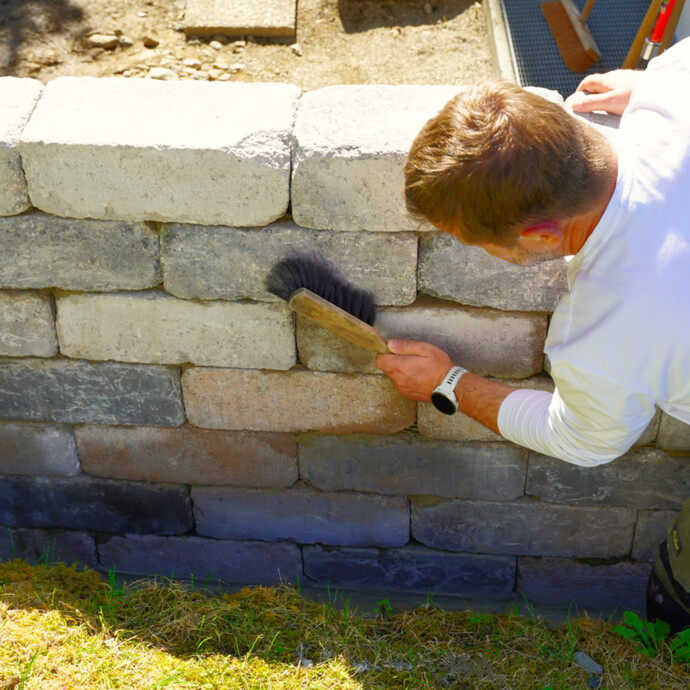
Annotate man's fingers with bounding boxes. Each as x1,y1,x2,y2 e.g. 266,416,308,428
386,339,436,356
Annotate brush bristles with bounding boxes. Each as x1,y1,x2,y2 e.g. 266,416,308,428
266,253,377,326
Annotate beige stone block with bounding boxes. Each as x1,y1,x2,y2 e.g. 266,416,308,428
76,425,297,488
56,291,295,369
185,0,296,38
21,78,300,226
183,368,416,433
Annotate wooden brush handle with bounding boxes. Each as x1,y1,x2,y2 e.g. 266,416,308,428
289,288,389,353
580,0,596,22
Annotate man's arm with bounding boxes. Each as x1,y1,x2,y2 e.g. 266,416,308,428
374,339,515,434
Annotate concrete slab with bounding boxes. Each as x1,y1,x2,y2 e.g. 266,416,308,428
184,0,296,39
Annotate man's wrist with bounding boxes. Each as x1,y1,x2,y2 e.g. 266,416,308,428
431,365,469,415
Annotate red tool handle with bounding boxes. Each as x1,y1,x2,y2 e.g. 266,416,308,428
650,0,676,43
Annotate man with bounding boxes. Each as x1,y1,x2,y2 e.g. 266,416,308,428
375,40,690,631
376,39,690,468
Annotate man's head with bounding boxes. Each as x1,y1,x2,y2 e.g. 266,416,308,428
404,79,613,255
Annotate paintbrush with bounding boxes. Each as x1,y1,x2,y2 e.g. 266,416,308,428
266,253,389,353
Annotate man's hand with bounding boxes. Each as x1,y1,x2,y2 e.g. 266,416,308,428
375,339,453,401
567,69,643,116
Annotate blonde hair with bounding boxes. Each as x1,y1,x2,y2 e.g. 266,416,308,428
404,79,611,246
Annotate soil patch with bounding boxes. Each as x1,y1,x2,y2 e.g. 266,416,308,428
1,0,496,88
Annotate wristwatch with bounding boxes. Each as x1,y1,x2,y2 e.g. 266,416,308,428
431,365,469,415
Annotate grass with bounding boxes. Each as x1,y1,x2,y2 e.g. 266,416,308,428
0,559,689,689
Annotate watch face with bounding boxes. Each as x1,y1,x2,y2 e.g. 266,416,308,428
431,391,457,415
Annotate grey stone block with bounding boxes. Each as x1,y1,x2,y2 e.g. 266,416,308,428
526,449,689,510
517,557,649,612
299,435,527,501
76,425,297,488
0,422,79,476
657,412,690,453
56,291,296,370
0,526,97,568
0,475,193,534
0,212,160,291
292,85,464,232
303,544,516,598
21,78,300,226
98,534,301,584
411,499,635,558
419,233,568,312
160,221,418,306
0,291,57,357
193,485,409,547
0,77,43,216
0,358,185,426
632,510,677,562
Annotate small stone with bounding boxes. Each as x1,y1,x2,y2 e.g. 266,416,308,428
143,34,160,48
148,67,179,80
137,11,147,17
212,34,230,44
209,40,223,50
172,22,185,31
229,63,245,73
291,43,302,56
190,70,210,80
208,68,224,81
87,34,119,50
182,57,201,68
214,57,229,69
119,35,134,47
233,40,246,51
217,74,231,81
573,652,603,676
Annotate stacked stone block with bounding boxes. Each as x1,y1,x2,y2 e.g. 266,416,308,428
0,76,688,614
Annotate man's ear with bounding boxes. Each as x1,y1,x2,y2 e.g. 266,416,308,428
518,221,563,248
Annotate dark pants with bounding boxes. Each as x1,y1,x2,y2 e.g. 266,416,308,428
646,567,690,635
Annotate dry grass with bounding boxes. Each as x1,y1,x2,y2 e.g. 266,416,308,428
0,559,688,689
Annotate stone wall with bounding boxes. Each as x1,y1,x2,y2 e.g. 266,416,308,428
1,76,689,612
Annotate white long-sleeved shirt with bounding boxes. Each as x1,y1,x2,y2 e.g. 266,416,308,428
498,38,690,466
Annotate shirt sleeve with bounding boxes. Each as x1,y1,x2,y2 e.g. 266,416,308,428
497,372,656,467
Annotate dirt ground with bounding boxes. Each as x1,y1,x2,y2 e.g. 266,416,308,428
1,0,496,89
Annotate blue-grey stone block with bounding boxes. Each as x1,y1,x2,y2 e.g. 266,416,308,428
412,499,636,558
300,435,527,501
0,212,161,291
517,557,650,612
303,544,515,598
527,449,690,510
0,358,185,426
418,233,568,312
0,525,98,568
0,475,193,534
98,534,302,584
192,485,409,547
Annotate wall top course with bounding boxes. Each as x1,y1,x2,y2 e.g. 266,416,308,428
293,85,465,157
20,77,301,152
